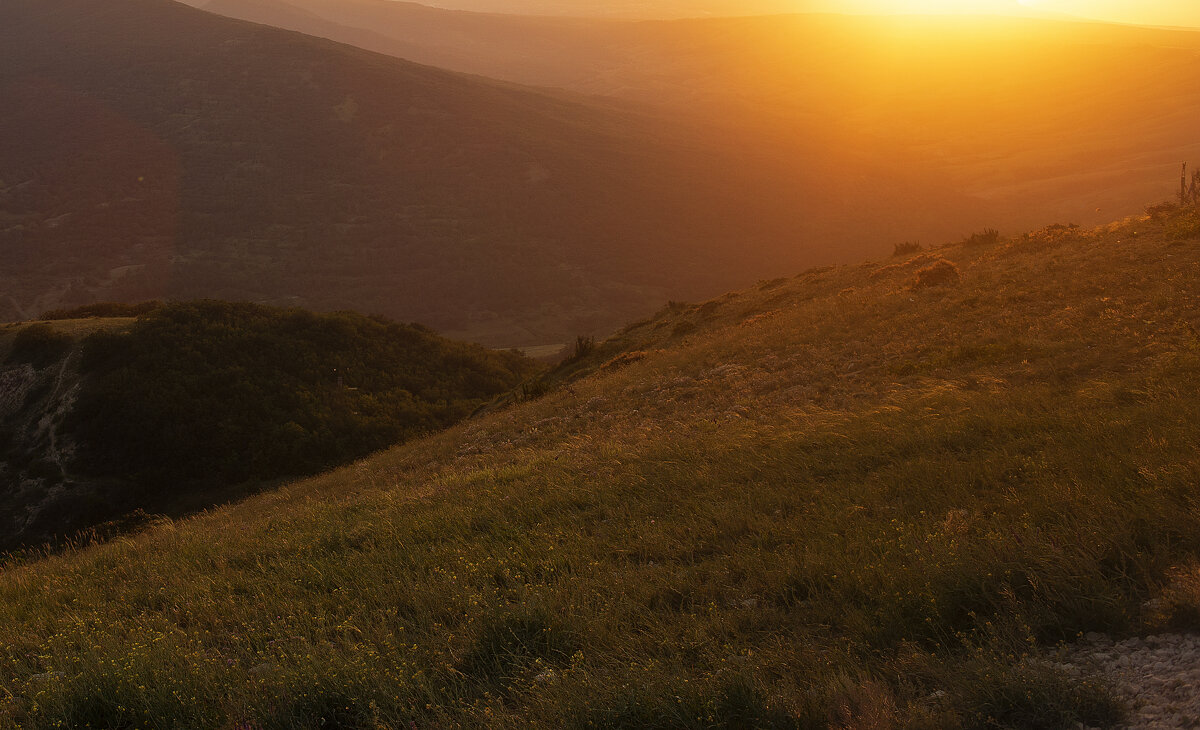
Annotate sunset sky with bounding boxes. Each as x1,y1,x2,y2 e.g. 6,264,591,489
421,0,1200,26
1017,0,1200,25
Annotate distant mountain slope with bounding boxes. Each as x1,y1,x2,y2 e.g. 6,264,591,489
194,0,1200,231
0,301,538,552
3,207,1199,726
246,0,1043,20
0,0,996,345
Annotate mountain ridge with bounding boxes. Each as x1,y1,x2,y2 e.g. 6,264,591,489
185,0,1200,238
2,0,998,346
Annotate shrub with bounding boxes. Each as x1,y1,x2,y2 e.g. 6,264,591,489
893,241,923,257
6,323,72,367
913,259,961,289
1146,202,1180,222
67,301,539,488
565,335,595,364
962,229,1001,247
1165,210,1200,241
518,378,551,401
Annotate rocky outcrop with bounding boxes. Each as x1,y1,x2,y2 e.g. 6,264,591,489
1056,633,1200,729
0,338,96,552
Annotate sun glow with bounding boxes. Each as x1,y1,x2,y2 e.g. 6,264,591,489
840,0,1038,15
843,0,1200,25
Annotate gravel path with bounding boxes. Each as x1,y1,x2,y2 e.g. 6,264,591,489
1056,633,1200,729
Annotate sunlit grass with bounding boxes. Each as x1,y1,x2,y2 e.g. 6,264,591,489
3,210,1200,727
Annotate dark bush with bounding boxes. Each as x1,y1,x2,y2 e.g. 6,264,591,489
893,241,923,256
566,335,595,363
68,301,539,488
7,323,72,367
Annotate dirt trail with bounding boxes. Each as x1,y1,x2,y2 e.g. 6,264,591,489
37,350,77,480
1057,633,1200,729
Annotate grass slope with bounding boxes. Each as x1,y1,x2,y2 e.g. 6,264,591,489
3,209,1200,727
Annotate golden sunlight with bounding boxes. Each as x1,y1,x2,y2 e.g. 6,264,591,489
843,0,1200,25
842,0,1039,15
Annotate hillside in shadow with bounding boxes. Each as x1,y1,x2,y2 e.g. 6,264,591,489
1,0,998,346
196,0,1200,233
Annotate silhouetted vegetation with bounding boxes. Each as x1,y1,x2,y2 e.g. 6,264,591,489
893,240,923,256
6,324,72,367
68,301,538,488
962,228,1002,247
566,335,596,364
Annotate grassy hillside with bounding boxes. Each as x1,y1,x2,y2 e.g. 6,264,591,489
1,207,1198,726
0,0,994,347
0,302,537,552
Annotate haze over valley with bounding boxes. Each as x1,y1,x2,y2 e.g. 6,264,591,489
7,0,1200,345
191,0,1200,232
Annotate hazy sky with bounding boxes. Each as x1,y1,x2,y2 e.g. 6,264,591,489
1019,0,1200,26
416,0,1200,26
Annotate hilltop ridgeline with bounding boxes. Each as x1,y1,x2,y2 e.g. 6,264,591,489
0,301,539,552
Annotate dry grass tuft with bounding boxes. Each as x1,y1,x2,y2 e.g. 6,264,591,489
600,350,650,372
912,258,961,289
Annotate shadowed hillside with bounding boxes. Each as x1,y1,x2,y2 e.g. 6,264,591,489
0,0,996,347
2,206,1199,726
195,0,1200,232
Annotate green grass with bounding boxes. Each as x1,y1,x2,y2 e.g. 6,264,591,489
4,210,1200,727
